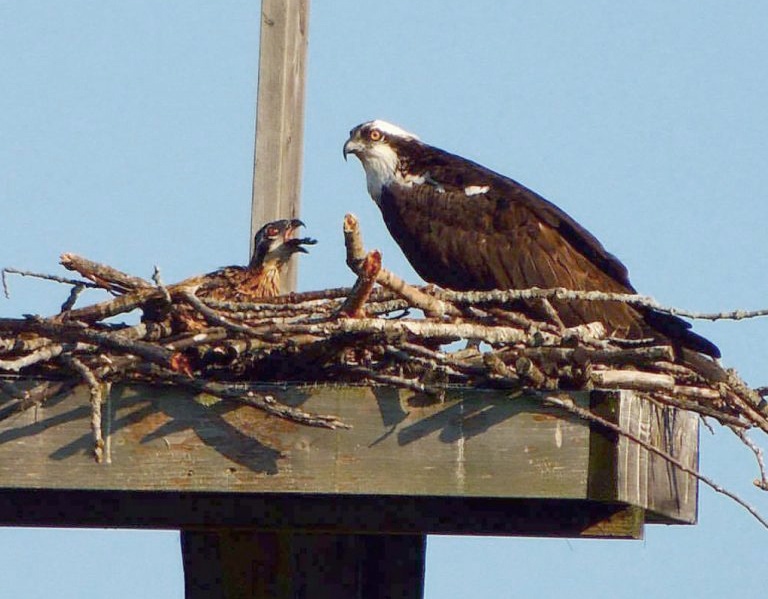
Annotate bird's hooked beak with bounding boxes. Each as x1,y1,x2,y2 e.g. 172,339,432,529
343,135,364,162
283,219,317,254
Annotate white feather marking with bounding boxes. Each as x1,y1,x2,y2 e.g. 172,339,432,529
464,185,490,196
368,119,420,140
359,143,400,203
400,172,426,187
358,143,427,203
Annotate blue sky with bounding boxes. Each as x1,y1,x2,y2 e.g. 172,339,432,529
1,1,767,597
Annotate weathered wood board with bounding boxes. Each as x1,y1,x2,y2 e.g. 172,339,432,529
0,383,697,536
250,0,309,291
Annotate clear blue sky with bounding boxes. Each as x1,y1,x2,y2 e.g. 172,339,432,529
1,1,767,597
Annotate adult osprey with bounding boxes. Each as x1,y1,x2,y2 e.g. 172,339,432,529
343,120,719,359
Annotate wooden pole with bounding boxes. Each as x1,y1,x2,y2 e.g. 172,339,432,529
249,0,309,292
182,532,426,599
186,0,427,595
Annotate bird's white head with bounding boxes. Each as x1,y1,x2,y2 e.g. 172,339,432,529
343,120,421,203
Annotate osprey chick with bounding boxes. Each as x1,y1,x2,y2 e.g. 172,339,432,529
151,219,315,331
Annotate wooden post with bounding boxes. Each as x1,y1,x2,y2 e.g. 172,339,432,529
188,0,429,595
182,532,426,599
249,0,309,292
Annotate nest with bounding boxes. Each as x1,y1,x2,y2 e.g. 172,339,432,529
2,215,768,511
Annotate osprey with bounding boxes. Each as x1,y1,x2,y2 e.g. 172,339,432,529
198,218,316,301
147,219,316,331
343,120,720,359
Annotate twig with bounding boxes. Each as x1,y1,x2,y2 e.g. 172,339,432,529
400,341,487,375
649,392,747,429
384,345,470,381
152,266,172,304
347,365,441,397
515,356,548,387
732,428,768,491
60,356,105,463
338,250,381,317
537,298,565,330
523,345,675,367
0,343,89,372
61,284,87,312
103,381,112,464
343,213,456,317
591,370,676,392
329,317,538,345
343,213,367,271
60,253,153,293
1,317,178,370
483,352,522,384
2,267,99,298
542,394,768,530
441,287,768,322
139,367,350,430
57,287,163,322
177,290,265,337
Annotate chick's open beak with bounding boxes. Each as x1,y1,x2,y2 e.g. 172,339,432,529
283,220,316,254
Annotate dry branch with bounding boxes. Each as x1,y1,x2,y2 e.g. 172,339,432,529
60,355,106,463
542,393,768,529
343,213,455,317
60,253,153,294
339,250,382,317
2,267,100,299
440,287,768,322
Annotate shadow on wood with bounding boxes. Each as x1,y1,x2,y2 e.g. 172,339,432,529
0,382,697,536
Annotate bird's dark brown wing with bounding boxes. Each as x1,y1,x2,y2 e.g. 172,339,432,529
379,181,649,337
378,147,719,357
395,142,634,289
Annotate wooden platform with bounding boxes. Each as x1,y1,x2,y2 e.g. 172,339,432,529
0,383,697,538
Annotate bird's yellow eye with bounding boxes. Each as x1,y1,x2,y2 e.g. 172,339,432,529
369,129,383,142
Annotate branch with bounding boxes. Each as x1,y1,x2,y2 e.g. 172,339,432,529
139,367,350,430
0,342,90,372
0,317,178,371
343,213,456,317
440,287,768,322
542,394,768,530
60,356,106,463
57,287,162,323
347,365,442,398
59,253,153,294
2,267,98,299
177,290,264,337
338,250,381,317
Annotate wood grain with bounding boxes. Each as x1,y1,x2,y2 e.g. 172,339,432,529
249,0,309,292
0,383,697,528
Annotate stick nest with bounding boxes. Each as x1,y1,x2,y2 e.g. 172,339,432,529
1,214,767,494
